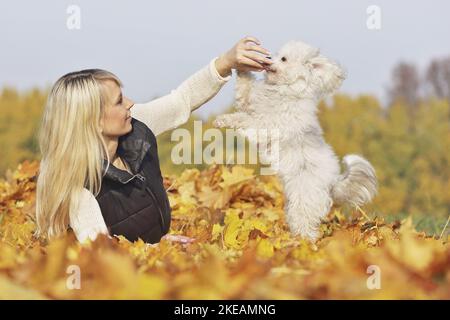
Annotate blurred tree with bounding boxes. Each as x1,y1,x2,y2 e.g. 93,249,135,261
1,56,450,229
425,56,450,118
388,62,420,107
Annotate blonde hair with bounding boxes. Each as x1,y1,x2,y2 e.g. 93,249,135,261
35,69,122,239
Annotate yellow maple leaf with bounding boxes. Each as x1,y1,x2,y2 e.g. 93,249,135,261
256,238,274,258
219,166,255,188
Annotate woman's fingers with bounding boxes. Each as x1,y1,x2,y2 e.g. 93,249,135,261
245,43,271,56
163,234,196,243
240,66,266,73
242,36,261,45
243,51,273,66
227,36,272,72
238,56,265,70
241,36,271,56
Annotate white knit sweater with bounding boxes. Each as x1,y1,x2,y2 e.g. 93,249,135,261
69,57,231,243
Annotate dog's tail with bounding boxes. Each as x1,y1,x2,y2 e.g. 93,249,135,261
331,154,378,207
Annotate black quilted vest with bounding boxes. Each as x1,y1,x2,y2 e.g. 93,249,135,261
95,118,171,244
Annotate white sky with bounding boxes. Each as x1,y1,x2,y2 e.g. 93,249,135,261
1,0,449,119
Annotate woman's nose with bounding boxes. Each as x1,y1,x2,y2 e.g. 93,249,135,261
124,96,134,109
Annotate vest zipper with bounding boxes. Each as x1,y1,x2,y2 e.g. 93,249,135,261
121,174,140,184
135,174,166,231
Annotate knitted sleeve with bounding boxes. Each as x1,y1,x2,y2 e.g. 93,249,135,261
130,56,231,136
69,188,109,243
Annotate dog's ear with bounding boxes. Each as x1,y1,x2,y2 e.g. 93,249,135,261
310,55,346,96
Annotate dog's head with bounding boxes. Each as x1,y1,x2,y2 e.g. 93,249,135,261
265,40,346,99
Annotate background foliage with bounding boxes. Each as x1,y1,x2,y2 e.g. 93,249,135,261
0,58,449,299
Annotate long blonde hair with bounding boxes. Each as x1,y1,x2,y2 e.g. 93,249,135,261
35,69,122,239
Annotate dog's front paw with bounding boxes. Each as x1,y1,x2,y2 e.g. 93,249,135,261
236,128,257,141
212,118,225,128
213,115,230,128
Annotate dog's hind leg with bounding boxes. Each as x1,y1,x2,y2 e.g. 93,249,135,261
282,174,333,242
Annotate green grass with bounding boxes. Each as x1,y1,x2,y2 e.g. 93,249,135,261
341,206,449,238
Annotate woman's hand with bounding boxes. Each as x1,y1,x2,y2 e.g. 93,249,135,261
215,36,273,77
161,234,196,244
145,234,195,249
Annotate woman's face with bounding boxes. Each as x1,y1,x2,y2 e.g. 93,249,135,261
100,80,134,138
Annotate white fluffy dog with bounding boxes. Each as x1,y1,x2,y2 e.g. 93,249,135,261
213,40,378,242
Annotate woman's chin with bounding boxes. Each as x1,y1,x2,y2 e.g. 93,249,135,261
125,120,133,132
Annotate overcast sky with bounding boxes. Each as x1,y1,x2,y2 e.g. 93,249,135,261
1,0,449,119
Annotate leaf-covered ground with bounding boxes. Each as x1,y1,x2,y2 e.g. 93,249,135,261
0,161,449,299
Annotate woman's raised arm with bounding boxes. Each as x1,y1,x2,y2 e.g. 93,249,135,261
130,56,231,136
130,36,273,136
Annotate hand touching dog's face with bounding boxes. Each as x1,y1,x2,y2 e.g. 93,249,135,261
265,41,346,99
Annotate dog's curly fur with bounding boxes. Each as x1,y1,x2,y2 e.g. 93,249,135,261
213,40,378,242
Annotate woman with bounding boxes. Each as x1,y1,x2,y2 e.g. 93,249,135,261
35,36,273,244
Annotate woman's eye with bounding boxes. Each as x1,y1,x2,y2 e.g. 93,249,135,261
281,57,287,62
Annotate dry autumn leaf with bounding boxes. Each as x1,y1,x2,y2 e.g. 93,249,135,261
0,161,448,299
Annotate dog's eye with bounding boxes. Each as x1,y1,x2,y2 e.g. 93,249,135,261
281,57,287,62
